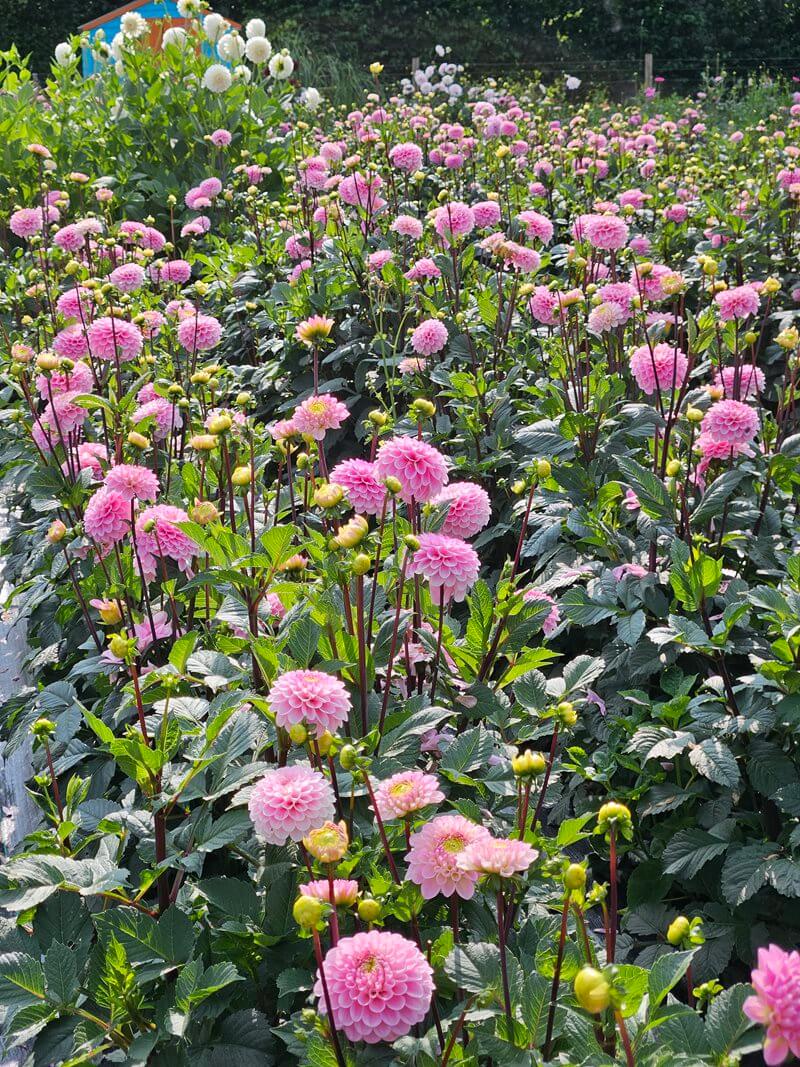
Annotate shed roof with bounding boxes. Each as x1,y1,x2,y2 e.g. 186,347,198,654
79,1,240,32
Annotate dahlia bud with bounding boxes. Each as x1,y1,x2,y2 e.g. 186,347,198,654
556,700,577,727
333,515,368,549
236,391,252,407
31,717,56,741
127,431,150,449
369,61,384,75
293,895,324,929
763,276,781,294
706,384,724,402
288,723,308,745
411,398,436,418
47,519,67,544
564,863,587,892
352,553,371,576
280,553,308,572
339,744,357,770
315,730,334,757
231,465,252,487
36,353,59,372
743,331,759,346
776,326,799,350
358,898,381,922
511,749,546,777
95,599,122,625
314,482,344,509
191,371,211,385
303,820,349,863
686,406,704,424
666,459,681,477
207,414,232,435
190,434,219,451
596,801,633,841
384,475,402,495
666,915,691,946
189,500,220,525
511,479,526,495
108,632,133,660
574,968,611,1014
536,458,552,479
403,534,420,551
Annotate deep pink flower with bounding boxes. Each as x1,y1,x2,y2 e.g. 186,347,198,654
408,532,480,604
630,342,689,394
86,317,143,362
434,482,491,539
293,394,349,441
584,213,629,250
375,437,448,503
411,318,448,356
528,286,560,325
248,764,335,844
53,224,85,252
456,835,537,879
83,488,130,546
373,770,444,821
744,944,800,1065
406,814,491,899
36,358,93,398
329,459,387,515
523,588,560,635
389,141,424,171
472,200,503,228
715,364,765,399
269,669,352,735
105,464,159,502
156,259,192,285
176,313,222,352
53,325,90,361
703,399,760,446
433,201,474,240
134,504,195,580
517,209,554,243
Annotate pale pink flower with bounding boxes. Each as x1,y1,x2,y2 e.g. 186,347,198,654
368,249,393,271
433,201,475,240
292,393,349,440
131,398,183,441
104,465,158,503
716,284,760,320
52,325,90,361
329,459,387,515
314,931,433,1044
266,593,286,620
715,364,765,399
375,436,448,503
404,257,441,282
109,263,146,293
528,286,560,325
156,259,193,285
389,141,423,171
269,669,352,735
517,209,554,243
584,213,629,250
391,214,423,238
472,200,502,228
411,318,448,356
523,588,560,635
399,356,426,374
744,944,800,1065
630,342,689,394
300,879,359,906
86,317,143,362
703,399,760,445
176,313,222,352
406,814,491,899
434,482,491,539
588,301,626,334
456,835,537,879
53,224,85,252
210,128,232,146
408,532,480,603
10,207,47,239
248,764,335,844
373,770,444,821
83,488,130,546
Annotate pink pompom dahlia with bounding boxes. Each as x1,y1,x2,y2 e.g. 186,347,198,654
374,436,448,503
408,532,480,604
104,464,159,503
389,141,424,172
83,488,130,546
292,393,349,441
176,313,222,352
269,669,352,735
391,214,424,239
715,364,765,400
716,284,760,320
329,458,387,515
703,399,760,446
517,209,554,243
86,317,143,362
457,836,537,879
314,930,434,1044
36,358,93,398
373,770,444,821
406,814,492,899
410,318,448,357
630,342,689,394
53,325,90,361
433,201,475,240
434,482,491,539
472,200,503,228
249,764,335,844
109,263,146,293
134,505,196,580
584,213,629,250
744,944,800,1065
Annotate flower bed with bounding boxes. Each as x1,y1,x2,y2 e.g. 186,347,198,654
1,9,800,1066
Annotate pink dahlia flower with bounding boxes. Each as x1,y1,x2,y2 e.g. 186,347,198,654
517,209,554,243
716,284,760,320
36,358,93,399
457,835,537,879
715,364,765,400
300,879,359,906
411,318,448,357
408,532,480,604
404,257,441,282
433,201,475,240
584,213,629,250
157,259,193,285
53,224,86,252
744,944,800,1065
374,436,448,503
10,207,47,239
406,814,492,899
83,488,130,546
391,214,424,239
528,286,561,326
315,930,433,1043
53,325,90,361
523,588,561,635
434,481,491,539
373,770,444,821
72,442,108,479
630,342,689,394
134,505,195,580
293,394,349,441
389,141,423,171
269,669,352,735
132,398,183,441
472,200,503,228
176,313,222,352
248,764,335,845
329,459,386,515
588,301,626,334
56,286,93,320
86,317,143,362
105,464,159,502
703,399,760,446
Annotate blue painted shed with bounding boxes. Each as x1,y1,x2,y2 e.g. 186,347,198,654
79,0,240,76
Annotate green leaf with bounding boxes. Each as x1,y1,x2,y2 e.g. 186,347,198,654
648,950,695,1012
440,725,496,774
43,941,79,1006
721,843,775,907
563,654,604,694
688,739,740,789
443,942,500,993
287,615,322,668
0,952,46,1015
169,631,199,673
513,670,548,710
617,457,673,521
662,829,728,879
194,1008,276,1066
704,983,755,1055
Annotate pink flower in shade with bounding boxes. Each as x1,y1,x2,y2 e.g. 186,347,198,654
399,356,426,374
134,505,196,580
715,284,760,320
132,397,183,441
456,835,537,879
472,200,503,228
528,286,561,326
434,482,491,539
210,128,232,146
329,459,387,515
248,764,335,845
391,214,423,239
389,141,423,171
300,879,359,906
584,213,629,250
411,318,448,356
404,257,441,282
292,394,349,441
36,358,93,399
523,588,561,635
71,442,108,479
104,464,159,502
56,286,93,320
715,364,765,400
109,263,146,293
406,814,492,899
140,310,166,340
623,489,641,511
53,325,90,361
269,419,297,442
703,399,760,446
433,202,475,240
368,249,394,271
314,930,433,1044
176,313,222,352
408,532,480,604
83,488,130,546
86,317,144,362
517,209,554,243
612,563,649,581
630,342,689,394
502,242,540,273
375,437,448,504
743,944,800,1065
373,770,444,821
269,669,352,735
266,593,286,620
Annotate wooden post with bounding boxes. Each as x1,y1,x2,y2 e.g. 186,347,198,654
643,53,653,91
411,56,420,74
